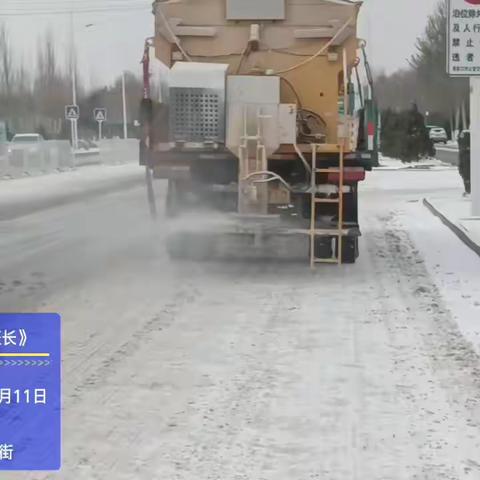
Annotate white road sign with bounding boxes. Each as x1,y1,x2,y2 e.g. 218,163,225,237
65,105,80,120
94,108,107,123
448,0,480,76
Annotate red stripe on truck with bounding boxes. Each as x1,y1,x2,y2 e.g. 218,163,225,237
328,167,365,183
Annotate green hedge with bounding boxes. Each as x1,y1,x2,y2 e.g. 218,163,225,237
381,106,434,162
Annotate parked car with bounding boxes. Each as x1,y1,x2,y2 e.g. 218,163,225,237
8,134,46,156
458,130,470,194
428,126,448,144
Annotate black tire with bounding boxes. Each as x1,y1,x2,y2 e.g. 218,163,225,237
312,237,333,260
337,237,359,264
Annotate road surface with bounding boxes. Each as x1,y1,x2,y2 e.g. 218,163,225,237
1,168,480,479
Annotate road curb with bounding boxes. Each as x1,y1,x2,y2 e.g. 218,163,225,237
423,198,480,258
0,175,144,222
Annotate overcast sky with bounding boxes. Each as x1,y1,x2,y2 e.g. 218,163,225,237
0,0,440,88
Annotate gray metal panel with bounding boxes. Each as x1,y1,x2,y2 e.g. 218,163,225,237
226,0,285,20
170,88,226,143
227,76,280,104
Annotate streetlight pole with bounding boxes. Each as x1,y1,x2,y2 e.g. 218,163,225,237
70,9,78,150
122,71,128,139
471,78,480,216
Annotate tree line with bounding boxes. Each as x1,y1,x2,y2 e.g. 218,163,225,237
0,23,143,141
376,0,469,160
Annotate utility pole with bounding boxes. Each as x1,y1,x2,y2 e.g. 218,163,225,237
70,8,78,150
471,78,480,216
122,72,128,139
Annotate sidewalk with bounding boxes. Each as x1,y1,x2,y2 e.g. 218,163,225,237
0,164,144,221
424,194,480,257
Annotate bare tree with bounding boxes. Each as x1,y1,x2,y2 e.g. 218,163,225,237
409,0,467,120
376,0,468,139
34,30,71,127
0,23,13,95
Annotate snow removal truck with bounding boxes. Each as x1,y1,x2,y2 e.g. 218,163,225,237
139,0,378,266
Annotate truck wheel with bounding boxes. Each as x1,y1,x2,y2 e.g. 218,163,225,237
312,237,333,260
337,237,359,264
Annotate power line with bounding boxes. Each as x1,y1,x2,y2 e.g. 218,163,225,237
0,0,151,5
0,7,151,16
0,0,152,16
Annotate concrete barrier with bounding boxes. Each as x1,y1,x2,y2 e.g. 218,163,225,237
7,149,28,178
74,148,101,167
97,139,138,165
25,149,51,176
435,146,459,166
0,154,8,177
0,139,135,180
0,140,74,179
49,141,74,170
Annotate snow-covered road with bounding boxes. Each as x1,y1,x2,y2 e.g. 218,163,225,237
1,168,480,479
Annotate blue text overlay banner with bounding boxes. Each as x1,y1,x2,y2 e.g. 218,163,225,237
0,313,61,471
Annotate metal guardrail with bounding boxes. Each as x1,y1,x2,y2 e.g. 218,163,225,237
0,141,73,179
0,139,138,179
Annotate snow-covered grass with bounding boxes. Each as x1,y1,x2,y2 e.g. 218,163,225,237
367,169,480,356
405,198,480,356
376,155,454,171
425,195,480,251
0,163,143,220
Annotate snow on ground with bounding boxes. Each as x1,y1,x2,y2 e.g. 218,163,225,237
367,168,480,356
376,155,454,171
0,164,142,202
426,194,480,248
1,167,480,479
0,164,143,221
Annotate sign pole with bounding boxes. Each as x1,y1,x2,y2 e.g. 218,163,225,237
70,120,75,149
471,77,480,216
65,105,80,149
93,108,107,141
122,72,128,139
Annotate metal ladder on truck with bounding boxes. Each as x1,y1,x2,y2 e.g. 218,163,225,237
309,143,346,268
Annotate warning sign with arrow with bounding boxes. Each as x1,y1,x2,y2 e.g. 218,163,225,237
65,105,79,120
94,108,107,123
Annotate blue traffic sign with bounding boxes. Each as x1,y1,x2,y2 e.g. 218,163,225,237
0,313,61,471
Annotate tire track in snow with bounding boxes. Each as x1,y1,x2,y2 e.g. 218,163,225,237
69,285,199,404
365,210,480,479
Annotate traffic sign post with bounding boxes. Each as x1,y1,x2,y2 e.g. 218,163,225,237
0,313,61,471
94,108,107,141
65,105,80,150
65,105,79,121
448,0,480,215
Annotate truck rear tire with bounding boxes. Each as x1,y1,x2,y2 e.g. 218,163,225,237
312,237,333,260
337,237,359,264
